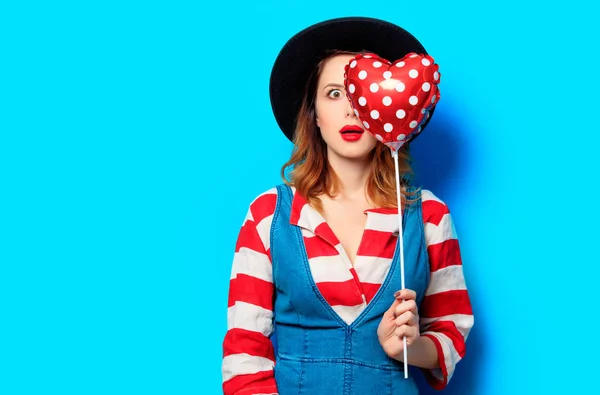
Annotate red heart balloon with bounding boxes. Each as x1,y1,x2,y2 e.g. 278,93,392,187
344,52,441,150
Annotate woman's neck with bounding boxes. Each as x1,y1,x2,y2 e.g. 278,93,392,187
326,150,372,201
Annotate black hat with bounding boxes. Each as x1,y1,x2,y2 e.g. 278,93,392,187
269,16,435,143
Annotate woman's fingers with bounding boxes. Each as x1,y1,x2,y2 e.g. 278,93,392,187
394,310,416,327
394,299,417,318
394,324,418,342
394,288,417,301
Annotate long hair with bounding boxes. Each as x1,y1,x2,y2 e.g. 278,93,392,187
280,50,420,213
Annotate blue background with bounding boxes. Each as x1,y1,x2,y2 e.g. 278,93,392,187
1,1,598,394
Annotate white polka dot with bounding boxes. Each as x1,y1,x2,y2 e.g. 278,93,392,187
421,108,427,114
434,71,439,81
363,120,370,129
417,126,422,133
370,83,379,93
396,109,406,119
349,84,355,94
422,58,431,66
384,123,393,132
397,133,406,141
409,69,418,79
354,109,360,117
431,95,437,103
358,97,367,106
383,71,392,79
396,61,405,68
395,82,405,92
370,110,380,119
375,134,384,141
409,120,418,129
350,60,357,68
409,96,418,105
373,61,382,68
359,70,368,80
382,96,392,106
422,82,431,92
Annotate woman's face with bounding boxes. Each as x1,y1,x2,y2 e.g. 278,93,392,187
315,54,378,161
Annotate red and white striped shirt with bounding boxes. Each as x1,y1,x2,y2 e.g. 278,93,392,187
222,186,473,395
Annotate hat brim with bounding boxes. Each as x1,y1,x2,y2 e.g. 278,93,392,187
269,16,435,143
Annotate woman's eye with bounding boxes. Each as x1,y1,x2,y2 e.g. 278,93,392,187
328,89,343,99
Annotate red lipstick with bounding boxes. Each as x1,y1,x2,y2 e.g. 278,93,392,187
339,125,364,142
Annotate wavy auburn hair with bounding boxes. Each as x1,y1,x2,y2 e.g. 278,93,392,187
280,50,420,213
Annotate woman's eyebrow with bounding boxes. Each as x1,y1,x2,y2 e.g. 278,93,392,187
322,83,345,90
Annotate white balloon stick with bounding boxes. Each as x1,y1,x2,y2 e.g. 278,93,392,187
391,147,408,379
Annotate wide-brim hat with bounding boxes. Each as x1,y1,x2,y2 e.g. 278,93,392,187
269,16,435,143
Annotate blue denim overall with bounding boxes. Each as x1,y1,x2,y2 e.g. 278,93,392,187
270,184,430,395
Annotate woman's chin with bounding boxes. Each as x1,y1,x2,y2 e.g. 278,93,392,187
332,145,376,161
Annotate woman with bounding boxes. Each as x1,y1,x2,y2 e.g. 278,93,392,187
222,17,474,395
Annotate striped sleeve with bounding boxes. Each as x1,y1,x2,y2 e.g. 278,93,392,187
418,190,474,390
222,188,279,395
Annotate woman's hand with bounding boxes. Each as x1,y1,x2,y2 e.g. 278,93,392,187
377,289,420,360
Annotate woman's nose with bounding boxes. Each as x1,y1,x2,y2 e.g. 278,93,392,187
346,104,356,118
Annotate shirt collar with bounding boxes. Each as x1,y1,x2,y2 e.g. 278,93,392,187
289,187,401,238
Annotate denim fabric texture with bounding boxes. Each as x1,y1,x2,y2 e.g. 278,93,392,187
270,184,430,395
